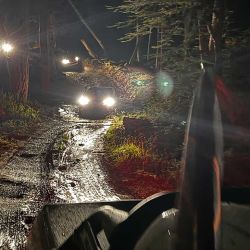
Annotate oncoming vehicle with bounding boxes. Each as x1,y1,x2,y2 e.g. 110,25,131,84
78,86,117,118
58,55,82,72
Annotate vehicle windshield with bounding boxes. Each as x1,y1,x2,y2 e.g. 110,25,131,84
87,87,115,97
0,0,249,249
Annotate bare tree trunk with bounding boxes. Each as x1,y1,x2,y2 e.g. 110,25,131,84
8,56,29,101
136,20,140,63
197,0,224,72
198,19,210,67
129,19,141,64
80,39,97,58
208,0,224,74
68,0,105,52
195,0,212,68
146,27,152,61
4,0,30,101
159,27,163,69
40,0,52,92
183,2,196,59
129,39,140,64
155,27,160,69
48,13,57,77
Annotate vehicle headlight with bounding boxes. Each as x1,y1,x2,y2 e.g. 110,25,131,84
1,42,14,53
103,97,115,107
62,58,70,65
78,95,90,105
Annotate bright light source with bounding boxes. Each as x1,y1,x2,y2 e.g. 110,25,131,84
62,58,70,65
1,43,14,53
156,71,174,97
84,66,91,71
75,56,80,62
78,95,90,105
103,97,115,107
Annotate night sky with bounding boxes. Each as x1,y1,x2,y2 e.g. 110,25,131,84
55,0,250,61
55,0,132,61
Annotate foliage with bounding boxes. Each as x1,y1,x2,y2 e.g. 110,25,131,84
85,59,154,103
54,132,70,151
108,0,190,42
112,141,149,164
104,115,125,150
103,116,181,197
108,0,196,72
108,0,250,84
0,91,40,122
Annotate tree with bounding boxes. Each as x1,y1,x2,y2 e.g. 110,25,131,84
0,0,30,101
108,0,191,70
109,0,225,76
34,0,57,92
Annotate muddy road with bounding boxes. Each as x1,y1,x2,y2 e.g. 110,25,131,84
51,105,120,203
0,104,121,249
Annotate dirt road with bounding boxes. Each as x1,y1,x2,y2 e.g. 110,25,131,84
0,104,120,249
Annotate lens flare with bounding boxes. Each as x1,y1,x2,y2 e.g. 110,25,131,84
103,97,115,107
75,56,80,62
156,71,174,97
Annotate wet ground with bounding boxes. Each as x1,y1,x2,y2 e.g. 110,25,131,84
51,105,120,203
0,103,121,249
0,118,63,249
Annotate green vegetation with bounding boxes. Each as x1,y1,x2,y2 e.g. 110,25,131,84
103,115,181,197
0,92,41,157
112,141,150,164
54,132,70,151
0,92,40,122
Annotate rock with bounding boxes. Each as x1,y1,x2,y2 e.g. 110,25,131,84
70,182,76,187
58,165,67,172
24,216,34,225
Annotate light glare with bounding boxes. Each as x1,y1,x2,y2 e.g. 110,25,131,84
78,95,90,105
62,59,70,65
2,43,13,53
156,71,174,97
75,56,80,61
103,97,115,107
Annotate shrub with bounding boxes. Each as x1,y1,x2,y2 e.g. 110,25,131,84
0,91,40,121
104,115,124,149
112,142,149,164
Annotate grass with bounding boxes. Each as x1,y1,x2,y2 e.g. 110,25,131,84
0,91,40,122
54,132,70,151
0,91,41,159
112,141,150,164
103,115,181,198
